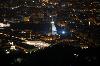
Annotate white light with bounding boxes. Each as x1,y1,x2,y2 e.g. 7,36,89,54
81,46,88,49
74,54,77,56
62,31,65,34
49,15,52,17
32,1,35,2
12,36,14,37
0,33,3,34
6,51,10,54
0,23,10,27
80,21,82,22
6,50,8,51
15,37,18,38
21,31,26,33
9,42,14,45
74,54,79,57
10,45,16,50
25,2,27,4
25,51,28,54
89,21,91,26
51,21,54,24
12,7,14,10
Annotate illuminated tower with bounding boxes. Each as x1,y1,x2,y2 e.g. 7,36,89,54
50,16,57,35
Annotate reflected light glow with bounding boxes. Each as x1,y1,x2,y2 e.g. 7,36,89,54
23,41,50,48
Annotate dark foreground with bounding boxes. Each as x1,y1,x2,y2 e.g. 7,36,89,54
0,44,99,66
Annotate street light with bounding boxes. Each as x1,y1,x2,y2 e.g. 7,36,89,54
62,31,66,34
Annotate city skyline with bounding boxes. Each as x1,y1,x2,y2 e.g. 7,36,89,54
0,0,100,65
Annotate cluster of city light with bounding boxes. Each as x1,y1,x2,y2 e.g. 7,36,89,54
10,45,16,50
0,23,10,27
11,6,20,10
23,40,50,49
74,53,79,57
81,46,88,49
9,42,16,50
5,50,10,54
4,42,16,54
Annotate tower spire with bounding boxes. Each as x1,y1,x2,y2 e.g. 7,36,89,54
50,16,57,35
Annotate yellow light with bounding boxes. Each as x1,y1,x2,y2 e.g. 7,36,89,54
24,17,30,22
43,0,49,3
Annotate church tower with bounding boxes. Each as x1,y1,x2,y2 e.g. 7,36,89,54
50,17,57,35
